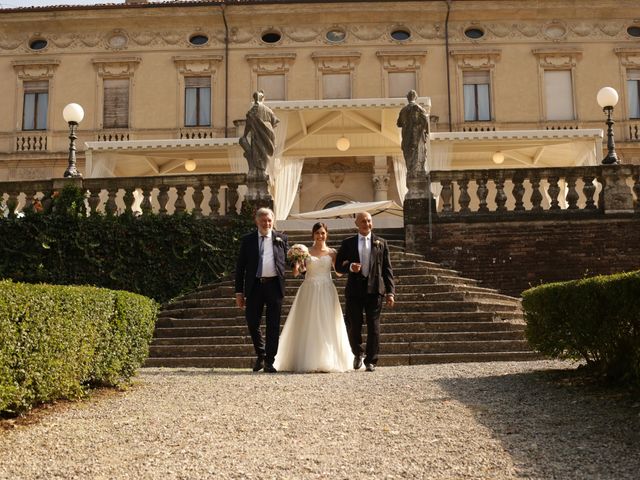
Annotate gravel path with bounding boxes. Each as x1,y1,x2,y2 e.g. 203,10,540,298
1,360,639,479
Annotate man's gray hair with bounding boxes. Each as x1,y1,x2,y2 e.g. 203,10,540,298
255,207,275,220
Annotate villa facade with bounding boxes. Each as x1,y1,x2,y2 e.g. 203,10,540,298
1,0,640,221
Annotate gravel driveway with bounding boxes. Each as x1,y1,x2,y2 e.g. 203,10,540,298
1,360,639,479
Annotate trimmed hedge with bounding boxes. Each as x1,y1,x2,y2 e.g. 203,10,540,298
0,280,157,415
522,270,640,384
0,187,252,302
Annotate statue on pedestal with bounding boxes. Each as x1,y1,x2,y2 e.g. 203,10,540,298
397,90,429,199
240,91,280,202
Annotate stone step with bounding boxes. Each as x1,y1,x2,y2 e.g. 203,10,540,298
153,319,523,339
151,330,525,347
144,351,542,369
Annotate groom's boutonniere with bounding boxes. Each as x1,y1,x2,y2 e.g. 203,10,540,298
274,236,283,244
374,239,382,248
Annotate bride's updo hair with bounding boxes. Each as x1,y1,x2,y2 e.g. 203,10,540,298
311,222,328,238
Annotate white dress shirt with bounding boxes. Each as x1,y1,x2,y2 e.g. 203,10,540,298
259,231,277,278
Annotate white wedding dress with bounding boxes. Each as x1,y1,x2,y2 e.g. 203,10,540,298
274,254,354,373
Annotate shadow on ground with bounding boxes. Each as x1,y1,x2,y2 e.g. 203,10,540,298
438,369,640,479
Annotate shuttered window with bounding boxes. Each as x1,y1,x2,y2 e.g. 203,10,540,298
544,70,575,121
628,70,640,119
258,74,285,101
323,73,351,99
23,80,48,131
388,72,416,98
463,71,491,121
185,77,211,127
103,78,129,128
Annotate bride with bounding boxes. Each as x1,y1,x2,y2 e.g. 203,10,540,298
274,222,354,373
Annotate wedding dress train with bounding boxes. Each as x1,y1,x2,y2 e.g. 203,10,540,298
274,255,353,372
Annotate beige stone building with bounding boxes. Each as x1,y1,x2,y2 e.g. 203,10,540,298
1,0,639,221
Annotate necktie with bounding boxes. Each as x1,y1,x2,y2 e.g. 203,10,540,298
256,235,266,278
361,236,369,277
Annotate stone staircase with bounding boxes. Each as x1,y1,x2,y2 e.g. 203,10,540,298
146,228,539,368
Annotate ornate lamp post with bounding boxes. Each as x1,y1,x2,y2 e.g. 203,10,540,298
62,103,84,177
596,87,619,165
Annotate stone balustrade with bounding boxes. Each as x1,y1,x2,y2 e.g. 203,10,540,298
427,165,640,217
0,173,248,218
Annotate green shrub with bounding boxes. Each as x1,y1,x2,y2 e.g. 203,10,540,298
0,280,157,415
522,270,640,384
0,202,252,303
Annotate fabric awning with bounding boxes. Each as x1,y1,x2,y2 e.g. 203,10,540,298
289,200,403,219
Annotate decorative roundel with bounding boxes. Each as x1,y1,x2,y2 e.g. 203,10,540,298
391,29,411,41
108,34,128,49
464,28,485,39
326,28,346,43
627,26,640,37
189,34,209,46
261,30,282,44
29,38,48,50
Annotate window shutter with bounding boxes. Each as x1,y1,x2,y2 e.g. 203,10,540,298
103,78,129,128
544,70,574,121
185,77,211,88
258,74,285,101
388,72,416,98
323,73,351,99
24,80,49,92
463,71,490,85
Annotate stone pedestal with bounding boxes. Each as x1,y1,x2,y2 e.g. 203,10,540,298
602,165,634,214
403,196,436,252
405,172,429,200
242,170,273,215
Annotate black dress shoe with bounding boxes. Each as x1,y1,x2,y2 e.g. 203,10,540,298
353,355,363,370
264,364,277,373
253,357,265,372
365,363,376,372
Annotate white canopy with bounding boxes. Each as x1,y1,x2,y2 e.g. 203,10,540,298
289,200,403,219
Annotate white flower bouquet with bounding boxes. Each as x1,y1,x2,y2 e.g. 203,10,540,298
287,243,310,272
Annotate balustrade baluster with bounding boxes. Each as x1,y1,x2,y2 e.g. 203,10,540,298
458,179,470,214
494,174,507,212
87,189,101,214
105,188,118,215
6,191,18,218
192,184,204,217
547,176,560,210
440,179,453,214
174,186,187,214
633,172,640,213
530,173,543,212
566,175,579,210
512,173,525,212
582,175,597,210
158,185,169,215
209,184,221,216
123,188,135,214
226,183,239,215
476,176,489,213
23,190,36,212
140,187,153,215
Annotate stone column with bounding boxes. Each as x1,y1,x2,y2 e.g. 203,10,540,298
372,155,390,202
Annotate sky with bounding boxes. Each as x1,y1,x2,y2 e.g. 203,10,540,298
1,0,125,7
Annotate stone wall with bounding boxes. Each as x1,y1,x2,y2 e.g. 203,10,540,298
411,216,640,297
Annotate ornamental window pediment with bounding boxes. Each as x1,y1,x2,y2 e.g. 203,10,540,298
449,49,501,70
532,48,582,69
311,51,361,72
245,53,296,74
12,59,60,80
92,57,141,77
614,48,640,68
376,50,427,71
173,54,224,75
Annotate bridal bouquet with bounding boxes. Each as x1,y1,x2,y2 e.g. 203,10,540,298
287,244,310,272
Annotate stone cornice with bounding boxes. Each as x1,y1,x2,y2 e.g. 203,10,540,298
245,52,296,73
11,58,60,79
311,51,361,72
92,56,141,77
376,50,428,71
449,49,501,69
532,47,582,68
614,47,640,67
173,54,224,74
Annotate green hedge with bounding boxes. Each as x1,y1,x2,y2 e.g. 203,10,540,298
0,280,157,415
0,187,252,302
522,270,640,384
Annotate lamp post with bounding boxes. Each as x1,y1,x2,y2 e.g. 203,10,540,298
596,87,619,165
62,103,84,177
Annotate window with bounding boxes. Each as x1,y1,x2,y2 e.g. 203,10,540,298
258,74,285,101
544,70,574,120
22,80,48,131
628,70,640,119
185,77,211,127
103,79,129,128
388,72,416,98
463,71,491,121
323,73,351,99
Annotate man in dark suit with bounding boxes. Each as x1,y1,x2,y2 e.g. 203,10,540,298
235,207,288,373
336,212,395,372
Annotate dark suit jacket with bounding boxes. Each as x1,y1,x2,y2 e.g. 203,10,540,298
235,230,289,298
336,233,395,298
